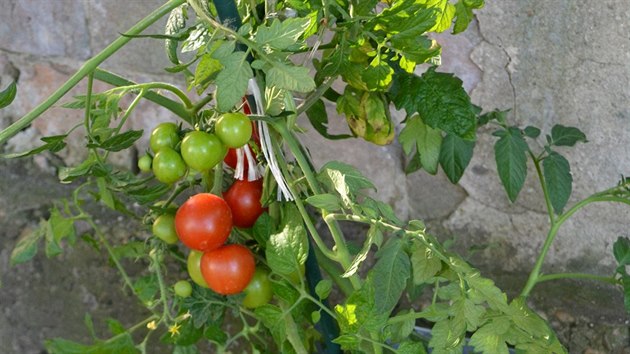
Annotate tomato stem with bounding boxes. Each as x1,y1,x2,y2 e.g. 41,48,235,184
536,272,620,285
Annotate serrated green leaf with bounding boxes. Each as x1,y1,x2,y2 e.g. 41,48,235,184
266,204,308,275
181,26,208,53
417,116,443,174
0,81,17,109
424,0,457,33
45,332,139,354
342,225,383,278
613,237,630,267
59,155,98,182
411,243,442,284
318,161,376,197
543,151,572,214
453,0,483,34
372,238,410,314
165,4,188,64
429,317,466,353
550,124,587,147
215,51,252,111
266,63,315,93
390,68,477,140
194,54,222,92
10,221,46,266
1,134,68,159
332,334,360,351
97,130,143,152
386,310,416,344
203,324,227,345
463,298,485,330
252,212,273,247
255,17,311,50
132,275,158,306
255,304,286,346
467,272,509,312
305,193,342,212
439,133,474,183
397,340,428,354
494,127,529,202
315,279,333,300
182,286,225,328
44,206,76,258
361,56,394,91
468,322,510,354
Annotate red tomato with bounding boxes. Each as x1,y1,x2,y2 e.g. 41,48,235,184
223,179,266,228
200,244,255,295
175,193,232,251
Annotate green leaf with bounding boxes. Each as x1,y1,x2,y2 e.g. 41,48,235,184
165,4,188,64
203,324,227,345
390,68,477,140
372,238,410,314
622,275,630,314
332,334,360,351
550,124,587,147
429,317,466,354
252,212,273,247
215,51,252,111
493,127,529,202
255,304,287,346
182,286,226,328
173,346,199,354
397,340,428,354
315,279,333,299
342,225,383,278
400,115,443,174
337,87,395,145
411,242,442,284
10,221,46,266
266,204,308,275
543,151,572,214
467,272,509,312
305,193,342,212
132,275,158,306
45,333,139,354
361,56,394,91
613,237,630,267
161,318,203,346
469,322,510,354
318,161,376,197
1,134,67,158
97,130,143,152
59,155,98,182
266,62,316,93
44,206,76,258
523,126,541,138
424,0,457,33
194,54,222,92
386,309,416,343
453,0,484,34
463,298,486,330
0,81,17,109
255,17,311,50
305,99,352,140
439,133,474,183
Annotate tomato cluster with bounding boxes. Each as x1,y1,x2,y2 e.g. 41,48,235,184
144,112,270,305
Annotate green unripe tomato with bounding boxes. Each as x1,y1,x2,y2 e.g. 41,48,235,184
150,122,180,152
152,213,178,244
215,112,252,148
242,268,273,308
174,280,193,298
138,154,152,173
152,147,187,184
180,131,227,172
187,250,209,288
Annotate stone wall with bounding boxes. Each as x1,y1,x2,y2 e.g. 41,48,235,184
1,1,629,353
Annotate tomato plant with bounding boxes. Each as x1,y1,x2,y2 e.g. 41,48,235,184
2,0,629,353
223,178,265,228
242,268,273,308
175,193,232,251
180,130,226,172
215,112,252,148
200,244,255,295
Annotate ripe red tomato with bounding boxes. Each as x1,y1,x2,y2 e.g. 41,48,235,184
223,179,265,228
200,244,255,295
175,193,232,251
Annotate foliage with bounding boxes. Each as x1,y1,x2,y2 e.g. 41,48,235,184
1,0,629,353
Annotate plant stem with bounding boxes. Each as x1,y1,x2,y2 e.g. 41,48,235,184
0,0,187,145
530,152,555,224
272,121,360,289
520,194,630,298
536,272,619,285
94,68,191,123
